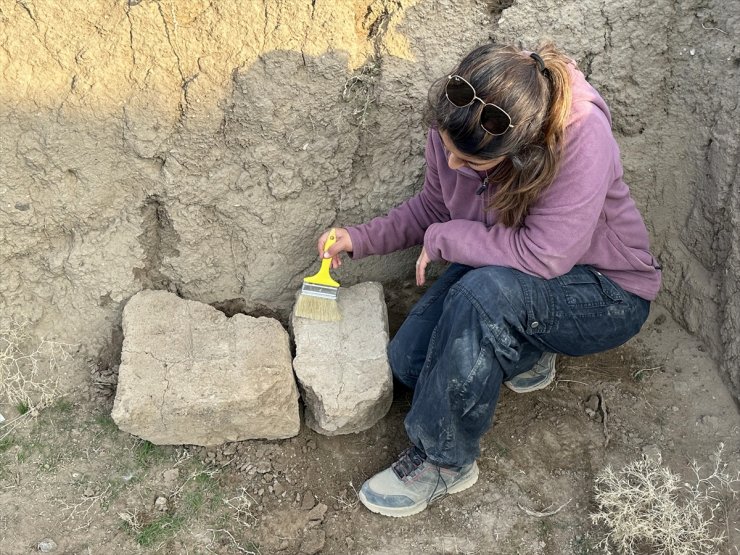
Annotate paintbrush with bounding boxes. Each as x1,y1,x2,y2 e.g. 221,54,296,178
294,228,341,321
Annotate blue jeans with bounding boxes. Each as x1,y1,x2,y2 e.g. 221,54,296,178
388,264,650,467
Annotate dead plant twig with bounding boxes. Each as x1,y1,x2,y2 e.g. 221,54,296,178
0,321,74,439
203,528,260,555
59,483,113,531
700,21,727,34
330,481,360,511
553,379,589,389
598,391,609,447
518,498,572,517
592,444,739,554
223,487,259,528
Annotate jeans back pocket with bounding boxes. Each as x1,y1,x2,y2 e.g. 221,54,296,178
556,266,625,312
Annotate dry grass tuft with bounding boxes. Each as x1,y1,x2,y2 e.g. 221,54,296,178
223,486,259,528
591,444,739,554
342,59,381,127
0,321,73,439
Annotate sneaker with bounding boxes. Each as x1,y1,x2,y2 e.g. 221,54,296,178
505,352,557,393
358,446,479,517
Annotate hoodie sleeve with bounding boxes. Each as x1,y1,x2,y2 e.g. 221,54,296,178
346,130,451,258
423,104,614,279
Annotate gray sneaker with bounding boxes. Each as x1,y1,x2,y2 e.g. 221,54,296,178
358,446,479,517
505,352,557,393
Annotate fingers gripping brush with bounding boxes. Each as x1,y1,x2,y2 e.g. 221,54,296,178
295,229,342,321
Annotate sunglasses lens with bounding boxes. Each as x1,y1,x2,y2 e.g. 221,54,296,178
481,104,511,135
446,76,475,106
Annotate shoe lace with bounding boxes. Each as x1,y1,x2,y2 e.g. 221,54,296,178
427,466,450,506
391,446,426,480
392,448,453,504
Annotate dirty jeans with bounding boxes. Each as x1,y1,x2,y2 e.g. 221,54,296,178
388,264,650,468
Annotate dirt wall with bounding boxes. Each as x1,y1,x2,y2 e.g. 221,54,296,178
1,0,738,399
494,0,740,398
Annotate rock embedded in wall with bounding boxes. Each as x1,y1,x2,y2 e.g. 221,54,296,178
111,290,300,445
292,282,393,436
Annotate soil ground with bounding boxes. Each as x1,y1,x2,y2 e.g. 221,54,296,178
1,291,738,554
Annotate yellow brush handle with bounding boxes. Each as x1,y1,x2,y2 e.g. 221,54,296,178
305,228,340,288
322,228,338,254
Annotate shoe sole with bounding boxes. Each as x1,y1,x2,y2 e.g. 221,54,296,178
358,462,480,518
504,369,555,393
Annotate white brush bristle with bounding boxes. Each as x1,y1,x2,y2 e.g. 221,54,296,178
295,293,341,321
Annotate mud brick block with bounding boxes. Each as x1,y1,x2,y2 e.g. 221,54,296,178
292,282,393,435
112,290,300,445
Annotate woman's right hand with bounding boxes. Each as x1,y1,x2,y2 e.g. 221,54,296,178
317,227,353,270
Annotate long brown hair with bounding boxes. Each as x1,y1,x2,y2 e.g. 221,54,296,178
425,42,573,227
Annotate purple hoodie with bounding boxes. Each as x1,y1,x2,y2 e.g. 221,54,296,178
346,63,662,301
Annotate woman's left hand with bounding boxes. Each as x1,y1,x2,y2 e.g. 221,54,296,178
416,246,431,286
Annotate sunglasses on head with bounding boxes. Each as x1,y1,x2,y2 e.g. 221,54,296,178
445,75,514,136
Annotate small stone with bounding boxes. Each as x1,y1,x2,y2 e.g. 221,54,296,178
263,473,274,482
162,468,180,484
299,529,326,555
345,537,355,550
155,496,168,511
83,487,95,497
306,439,317,450
301,490,316,511
37,539,57,553
255,461,272,474
585,395,599,412
257,488,265,497
274,482,286,496
307,502,328,522
222,443,237,456
278,539,291,551
699,415,720,429
585,408,596,419
641,444,662,464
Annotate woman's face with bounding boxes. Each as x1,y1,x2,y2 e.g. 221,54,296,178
440,131,505,172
